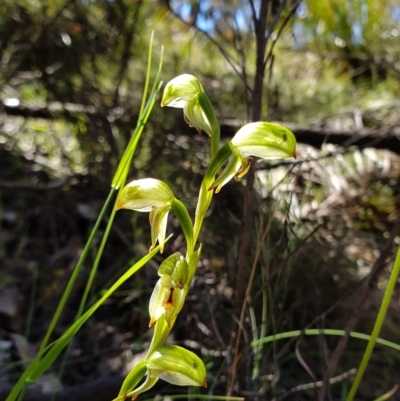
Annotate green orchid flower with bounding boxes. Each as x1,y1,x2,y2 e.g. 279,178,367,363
231,121,297,159
158,252,189,289
162,74,216,136
210,122,297,192
146,345,207,388
161,74,221,157
117,178,195,255
116,178,174,253
148,252,189,327
119,345,207,400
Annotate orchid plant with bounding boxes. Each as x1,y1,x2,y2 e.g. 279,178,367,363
114,74,296,400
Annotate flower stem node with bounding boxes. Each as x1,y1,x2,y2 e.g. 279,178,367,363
146,345,207,388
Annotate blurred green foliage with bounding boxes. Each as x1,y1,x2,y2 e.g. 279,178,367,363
1,1,400,400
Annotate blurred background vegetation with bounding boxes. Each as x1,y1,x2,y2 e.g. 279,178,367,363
1,0,400,400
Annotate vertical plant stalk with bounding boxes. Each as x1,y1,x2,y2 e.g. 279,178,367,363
228,0,269,394
346,243,400,401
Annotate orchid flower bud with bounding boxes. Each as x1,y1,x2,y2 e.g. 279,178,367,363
161,74,218,138
158,252,189,289
148,253,189,327
117,178,195,255
116,178,174,253
146,345,207,388
209,122,296,192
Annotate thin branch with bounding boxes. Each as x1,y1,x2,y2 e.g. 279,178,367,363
271,368,357,401
295,340,318,383
112,0,144,107
163,1,252,94
4,100,400,154
264,0,300,69
274,219,400,365
265,0,288,44
0,176,72,191
248,0,258,24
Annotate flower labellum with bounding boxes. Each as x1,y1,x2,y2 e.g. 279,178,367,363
209,154,252,193
148,280,182,327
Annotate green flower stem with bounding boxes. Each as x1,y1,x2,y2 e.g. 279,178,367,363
112,77,163,189
147,315,177,357
56,204,122,400
171,198,194,256
117,360,148,399
193,143,233,244
187,244,202,288
52,44,164,393
125,375,159,400
346,243,400,401
9,41,164,401
197,92,220,157
38,188,115,355
139,32,155,119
